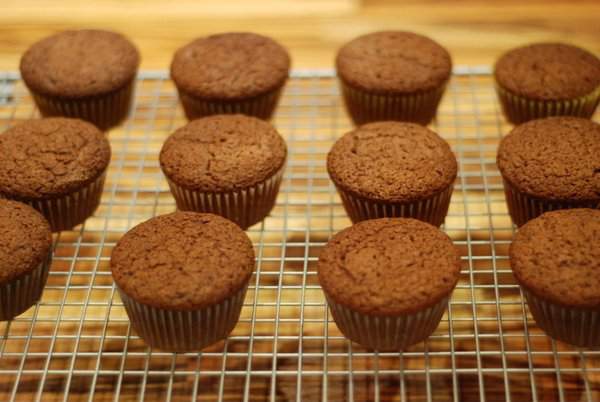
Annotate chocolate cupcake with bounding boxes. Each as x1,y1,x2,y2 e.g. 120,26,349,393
318,218,461,350
160,114,286,229
170,32,290,120
510,209,600,347
497,117,600,227
20,29,140,130
336,31,452,125
111,212,254,352
494,43,600,124
0,118,111,231
327,121,457,225
0,200,52,321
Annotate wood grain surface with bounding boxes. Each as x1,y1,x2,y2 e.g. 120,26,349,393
0,0,599,70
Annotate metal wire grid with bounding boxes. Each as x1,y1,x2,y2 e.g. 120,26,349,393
0,69,598,402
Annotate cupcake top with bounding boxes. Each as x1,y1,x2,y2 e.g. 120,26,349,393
318,218,461,315
336,31,452,94
170,32,290,100
111,212,255,310
160,114,286,192
0,200,52,284
494,43,600,101
510,209,600,308
20,29,139,98
0,118,111,199
327,121,457,202
497,117,600,201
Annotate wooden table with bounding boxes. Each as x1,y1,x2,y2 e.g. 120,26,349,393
1,0,599,70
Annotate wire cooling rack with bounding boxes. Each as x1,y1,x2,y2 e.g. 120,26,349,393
0,69,598,402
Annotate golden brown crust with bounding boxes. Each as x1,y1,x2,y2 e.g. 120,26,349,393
170,32,290,100
20,30,139,98
0,118,111,199
317,218,461,316
510,209,600,308
336,31,452,94
111,212,255,310
497,117,600,201
327,121,457,203
0,200,52,284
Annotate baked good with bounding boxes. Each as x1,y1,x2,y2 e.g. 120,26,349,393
494,42,600,124
170,32,290,120
336,31,452,125
317,218,461,350
111,211,255,351
327,121,457,225
0,118,111,231
160,114,286,229
0,200,52,321
509,208,600,347
20,29,140,130
497,116,600,226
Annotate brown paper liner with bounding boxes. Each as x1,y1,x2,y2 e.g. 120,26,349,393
0,256,51,321
118,283,248,352
522,289,600,347
338,79,448,125
29,80,135,130
1,173,106,232
326,295,449,351
335,185,454,226
165,166,284,229
177,86,284,121
495,84,600,124
502,178,599,227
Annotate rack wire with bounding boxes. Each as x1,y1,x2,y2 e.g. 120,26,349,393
0,69,598,402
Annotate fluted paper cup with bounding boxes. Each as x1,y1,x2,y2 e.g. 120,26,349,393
522,289,600,347
502,178,599,227
30,80,135,130
0,256,51,321
495,84,600,125
177,86,284,121
326,295,449,351
336,185,454,226
165,166,284,229
339,79,448,125
118,282,248,352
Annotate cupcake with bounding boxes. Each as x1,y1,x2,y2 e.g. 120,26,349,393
497,117,600,227
160,114,286,229
0,118,111,231
20,29,140,130
494,43,600,124
336,31,452,125
0,200,52,321
170,32,290,120
111,212,255,352
510,209,600,347
318,218,461,350
327,121,457,225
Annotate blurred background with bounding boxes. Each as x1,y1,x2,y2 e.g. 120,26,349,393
1,0,599,70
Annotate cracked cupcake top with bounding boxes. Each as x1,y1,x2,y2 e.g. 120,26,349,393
159,115,286,192
111,211,255,310
494,42,600,100
170,32,290,99
336,31,452,94
0,118,111,199
497,117,600,201
318,218,461,315
510,209,600,308
20,29,139,98
0,200,52,284
327,121,457,202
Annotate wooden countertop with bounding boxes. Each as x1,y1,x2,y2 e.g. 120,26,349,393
0,0,599,70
